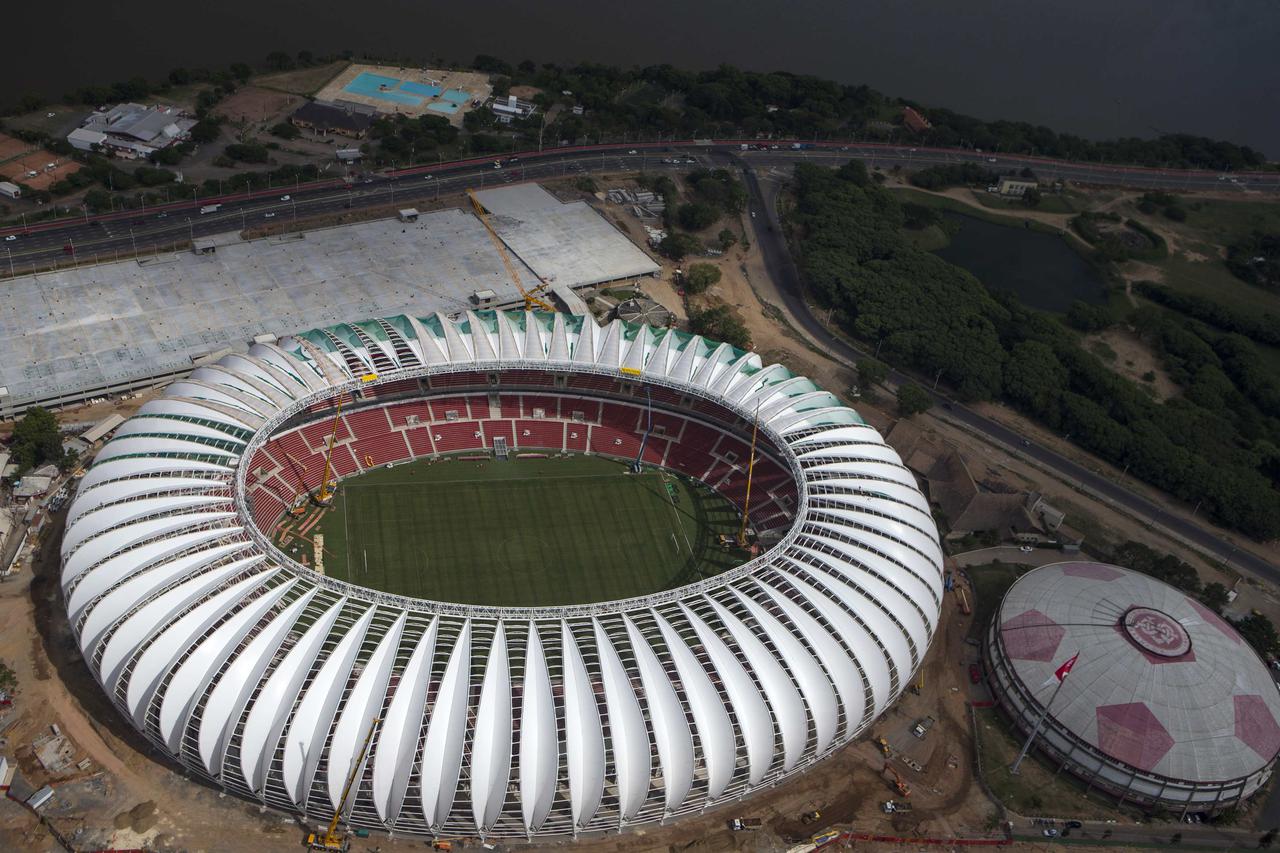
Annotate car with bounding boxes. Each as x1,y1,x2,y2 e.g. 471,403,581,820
987,157,998,163
1065,821,1082,829
508,157,520,163
156,212,168,219
684,157,697,164
1021,438,1031,446
1019,545,1034,553
627,149,637,155
46,112,56,118
280,195,290,201
3,234,15,241
423,174,433,180
89,220,102,227
968,664,981,684
909,147,917,152
493,161,502,169
1042,829,1058,838
750,210,756,218
264,212,276,218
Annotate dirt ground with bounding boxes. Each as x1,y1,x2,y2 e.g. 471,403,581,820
1082,327,1179,401
0,133,30,162
214,86,305,127
254,61,350,97
0,148,80,191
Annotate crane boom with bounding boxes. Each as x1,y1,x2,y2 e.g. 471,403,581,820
467,189,555,312
308,716,381,851
737,400,761,547
315,398,345,505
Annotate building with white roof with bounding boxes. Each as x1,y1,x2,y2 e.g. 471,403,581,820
61,311,942,841
985,562,1280,815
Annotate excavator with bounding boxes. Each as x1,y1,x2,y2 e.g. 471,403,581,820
882,761,911,798
466,188,556,312
306,717,381,851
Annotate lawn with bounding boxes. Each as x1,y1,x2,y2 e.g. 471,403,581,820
966,560,1032,641
973,706,1141,821
279,455,747,607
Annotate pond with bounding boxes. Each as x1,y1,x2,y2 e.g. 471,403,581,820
933,212,1109,312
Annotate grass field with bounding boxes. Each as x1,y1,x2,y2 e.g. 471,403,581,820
275,455,748,607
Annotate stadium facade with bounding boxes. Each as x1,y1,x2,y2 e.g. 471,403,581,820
985,562,1280,816
61,311,944,840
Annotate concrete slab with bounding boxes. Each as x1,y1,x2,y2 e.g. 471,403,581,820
473,184,659,289
0,210,533,414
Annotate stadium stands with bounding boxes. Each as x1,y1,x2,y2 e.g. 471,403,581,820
247,389,796,535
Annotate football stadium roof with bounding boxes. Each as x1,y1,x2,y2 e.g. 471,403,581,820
62,311,943,839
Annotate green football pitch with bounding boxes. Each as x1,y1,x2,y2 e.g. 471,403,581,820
277,455,749,606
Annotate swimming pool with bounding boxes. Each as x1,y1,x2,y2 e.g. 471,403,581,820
400,81,442,98
343,71,424,107
427,102,459,114
442,89,470,104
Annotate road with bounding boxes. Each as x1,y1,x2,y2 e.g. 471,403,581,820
2,138,1277,273
1,139,1275,579
733,156,1278,582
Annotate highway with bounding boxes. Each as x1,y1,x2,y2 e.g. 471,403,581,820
734,155,1278,581
1,139,1276,578
2,138,1278,274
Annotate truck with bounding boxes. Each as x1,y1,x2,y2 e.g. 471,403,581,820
883,800,913,813
200,204,221,214
911,716,935,739
729,817,763,831
790,142,812,150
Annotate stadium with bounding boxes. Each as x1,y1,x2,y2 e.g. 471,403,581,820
984,562,1280,816
60,310,943,840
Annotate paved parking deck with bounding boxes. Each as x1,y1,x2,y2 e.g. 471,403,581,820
0,190,659,415
0,210,530,413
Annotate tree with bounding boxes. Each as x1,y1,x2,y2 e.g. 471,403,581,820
271,122,300,140
190,119,221,144
265,51,295,72
857,359,888,390
684,263,721,295
1259,828,1277,848
1022,187,1042,207
658,232,701,261
0,660,15,694
1199,582,1230,613
10,406,63,473
896,383,932,417
229,63,252,83
688,305,750,349
1234,613,1280,659
676,202,719,231
717,228,738,251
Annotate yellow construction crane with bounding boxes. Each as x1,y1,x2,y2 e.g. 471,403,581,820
736,400,762,548
467,189,556,312
315,398,345,506
307,717,381,851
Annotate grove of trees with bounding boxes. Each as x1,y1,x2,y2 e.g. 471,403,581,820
792,162,1280,540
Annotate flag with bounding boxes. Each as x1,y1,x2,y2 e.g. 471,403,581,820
1055,652,1079,682
1042,652,1079,688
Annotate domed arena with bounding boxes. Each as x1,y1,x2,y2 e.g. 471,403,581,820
60,310,943,841
985,561,1280,816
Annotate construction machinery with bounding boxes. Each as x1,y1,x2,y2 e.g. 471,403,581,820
876,735,891,757
284,451,308,517
800,809,822,824
307,717,381,851
466,189,555,312
737,400,761,548
314,399,345,506
882,762,911,798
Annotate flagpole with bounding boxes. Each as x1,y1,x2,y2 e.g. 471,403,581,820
1010,653,1078,775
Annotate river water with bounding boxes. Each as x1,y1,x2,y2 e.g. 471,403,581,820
2,0,1277,155
934,212,1109,312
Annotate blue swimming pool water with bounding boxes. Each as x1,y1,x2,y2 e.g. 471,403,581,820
400,81,441,97
343,71,424,107
427,102,459,114
441,89,470,104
